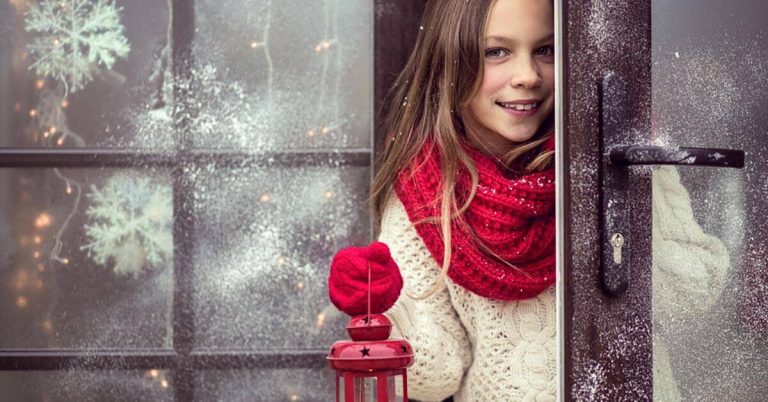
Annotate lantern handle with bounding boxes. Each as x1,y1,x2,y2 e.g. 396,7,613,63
367,261,372,325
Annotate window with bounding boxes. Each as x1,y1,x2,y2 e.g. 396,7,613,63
0,1,380,400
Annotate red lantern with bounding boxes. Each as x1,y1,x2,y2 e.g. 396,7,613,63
327,313,413,401
327,242,413,402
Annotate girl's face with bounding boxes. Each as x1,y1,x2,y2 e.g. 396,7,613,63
465,0,555,153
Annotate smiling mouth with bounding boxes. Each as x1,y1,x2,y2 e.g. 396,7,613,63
496,101,540,111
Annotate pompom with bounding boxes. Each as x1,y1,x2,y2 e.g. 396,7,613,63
328,242,402,316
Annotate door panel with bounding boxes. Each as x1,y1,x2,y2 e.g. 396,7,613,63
564,0,768,400
651,0,768,400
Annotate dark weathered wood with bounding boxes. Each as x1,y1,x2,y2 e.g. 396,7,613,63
0,350,327,370
171,1,196,401
373,0,428,163
0,149,372,168
563,0,653,400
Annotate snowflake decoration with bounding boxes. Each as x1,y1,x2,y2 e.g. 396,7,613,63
25,0,131,93
82,173,172,278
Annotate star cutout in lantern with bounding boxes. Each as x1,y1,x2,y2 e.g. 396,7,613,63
362,315,371,324
361,347,371,357
401,345,409,353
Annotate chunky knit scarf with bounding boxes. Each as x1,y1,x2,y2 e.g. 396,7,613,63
394,137,555,300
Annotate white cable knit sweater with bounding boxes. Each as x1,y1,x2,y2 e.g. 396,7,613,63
380,196,557,402
379,166,728,402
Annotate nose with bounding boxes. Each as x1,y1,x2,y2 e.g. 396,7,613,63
508,56,542,89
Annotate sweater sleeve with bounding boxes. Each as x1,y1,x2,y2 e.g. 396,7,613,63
379,196,472,402
651,166,730,323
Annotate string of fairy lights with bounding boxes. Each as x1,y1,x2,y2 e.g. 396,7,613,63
8,0,353,398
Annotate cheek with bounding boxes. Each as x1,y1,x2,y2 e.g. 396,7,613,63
478,68,509,97
540,65,555,91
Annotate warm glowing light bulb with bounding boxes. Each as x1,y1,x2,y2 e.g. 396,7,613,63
41,320,52,332
321,127,330,134
33,236,41,244
324,190,335,199
56,138,64,145
316,312,326,327
29,109,37,117
35,79,45,89
16,296,28,308
277,256,286,265
66,186,72,194
315,40,332,53
49,126,57,134
290,394,299,401
296,281,304,290
35,212,52,228
53,39,60,46
149,369,159,378
37,263,45,272
61,99,69,108
61,258,69,265
250,41,262,49
259,193,271,203
160,380,169,388
33,251,40,259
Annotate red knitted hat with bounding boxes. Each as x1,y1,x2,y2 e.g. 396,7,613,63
328,242,403,316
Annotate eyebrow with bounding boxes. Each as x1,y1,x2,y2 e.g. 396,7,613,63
486,34,554,45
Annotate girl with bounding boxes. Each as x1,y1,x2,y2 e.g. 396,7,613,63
372,0,557,400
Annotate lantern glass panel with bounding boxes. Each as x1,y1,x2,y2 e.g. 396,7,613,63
353,376,377,401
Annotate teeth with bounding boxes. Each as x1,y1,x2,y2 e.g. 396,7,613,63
500,102,538,111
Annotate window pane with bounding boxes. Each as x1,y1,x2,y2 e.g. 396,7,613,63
195,369,334,402
0,168,173,348
0,0,174,148
191,0,372,150
651,0,768,399
0,370,173,401
191,165,369,349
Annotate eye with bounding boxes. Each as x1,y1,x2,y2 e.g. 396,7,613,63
484,48,509,59
535,45,555,57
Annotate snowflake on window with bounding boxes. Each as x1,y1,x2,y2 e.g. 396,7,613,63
82,173,172,278
25,0,131,94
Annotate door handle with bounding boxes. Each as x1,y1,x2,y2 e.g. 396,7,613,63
599,72,745,296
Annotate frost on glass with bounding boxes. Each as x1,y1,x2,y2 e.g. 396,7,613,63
0,0,173,148
195,369,335,402
0,370,173,401
191,0,372,150
0,168,173,348
651,0,768,400
191,164,369,349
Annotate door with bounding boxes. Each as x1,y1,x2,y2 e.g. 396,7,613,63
561,0,768,400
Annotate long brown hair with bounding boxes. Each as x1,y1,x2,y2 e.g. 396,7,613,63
371,0,554,299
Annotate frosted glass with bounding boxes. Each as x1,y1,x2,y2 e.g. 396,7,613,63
195,369,334,402
191,164,369,349
651,0,768,400
0,168,173,349
0,0,174,148
192,0,373,150
0,370,173,401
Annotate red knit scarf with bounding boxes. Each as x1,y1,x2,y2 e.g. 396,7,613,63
394,138,555,301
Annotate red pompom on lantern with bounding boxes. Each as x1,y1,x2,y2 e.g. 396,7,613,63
327,242,413,402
